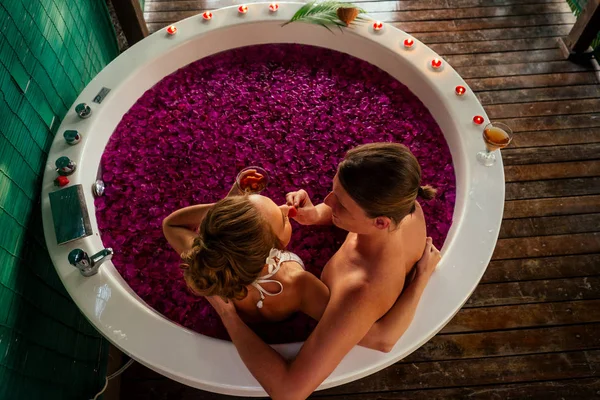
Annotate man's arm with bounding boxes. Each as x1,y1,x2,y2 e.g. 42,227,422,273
358,272,429,352
208,284,383,400
358,238,441,352
314,203,333,225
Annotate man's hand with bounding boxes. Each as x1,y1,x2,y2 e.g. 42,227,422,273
285,189,319,225
206,295,237,317
286,188,311,208
415,237,441,281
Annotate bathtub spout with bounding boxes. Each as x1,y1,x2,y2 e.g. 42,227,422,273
91,248,113,267
68,248,114,277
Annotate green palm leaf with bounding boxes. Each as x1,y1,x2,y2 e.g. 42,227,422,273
282,1,366,32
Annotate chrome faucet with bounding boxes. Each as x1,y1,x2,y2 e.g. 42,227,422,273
68,248,113,277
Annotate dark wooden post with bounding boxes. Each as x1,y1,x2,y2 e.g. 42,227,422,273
111,0,149,46
559,0,600,61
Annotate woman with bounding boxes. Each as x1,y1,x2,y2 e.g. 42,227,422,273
162,174,329,323
207,143,442,399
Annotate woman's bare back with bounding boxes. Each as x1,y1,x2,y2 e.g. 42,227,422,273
234,260,330,323
233,260,305,322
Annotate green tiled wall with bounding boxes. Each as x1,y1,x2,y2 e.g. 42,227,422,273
0,0,118,398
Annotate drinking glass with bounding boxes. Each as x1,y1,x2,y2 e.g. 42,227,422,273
477,122,512,167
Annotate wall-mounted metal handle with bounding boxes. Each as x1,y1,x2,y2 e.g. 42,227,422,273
68,248,113,277
75,103,92,119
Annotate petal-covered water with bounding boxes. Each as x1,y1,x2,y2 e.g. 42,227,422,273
96,44,456,343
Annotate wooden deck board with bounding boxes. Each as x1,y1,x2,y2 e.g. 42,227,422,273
503,195,600,218
318,350,600,394
505,178,600,200
312,378,600,399
483,254,600,282
493,233,600,259
404,323,600,361
466,72,599,90
499,213,600,238
121,1,600,398
476,85,600,104
442,300,600,332
486,98,600,118
416,25,573,43
508,128,600,149
502,143,600,164
446,49,567,66
467,276,600,306
504,161,600,182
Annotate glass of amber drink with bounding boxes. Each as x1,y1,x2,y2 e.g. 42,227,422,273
236,166,269,194
477,122,512,167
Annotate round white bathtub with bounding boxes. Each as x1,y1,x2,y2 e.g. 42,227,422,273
41,3,504,396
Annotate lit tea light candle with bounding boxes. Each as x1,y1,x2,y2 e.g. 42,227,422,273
238,5,248,14
373,21,384,31
431,58,443,70
403,38,415,49
202,11,213,20
269,3,279,12
455,85,466,96
473,115,485,125
166,25,177,35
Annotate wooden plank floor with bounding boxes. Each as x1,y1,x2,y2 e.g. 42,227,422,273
121,1,600,398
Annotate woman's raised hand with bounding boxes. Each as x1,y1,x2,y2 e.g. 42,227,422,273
415,237,441,280
285,189,318,225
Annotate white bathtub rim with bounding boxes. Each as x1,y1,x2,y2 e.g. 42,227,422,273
41,3,504,396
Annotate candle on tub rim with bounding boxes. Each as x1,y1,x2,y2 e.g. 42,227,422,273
431,58,443,70
455,85,466,96
202,11,212,20
269,3,279,12
238,5,248,14
373,21,384,31
166,25,177,35
403,38,415,49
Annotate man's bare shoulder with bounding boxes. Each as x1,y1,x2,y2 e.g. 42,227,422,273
329,266,390,300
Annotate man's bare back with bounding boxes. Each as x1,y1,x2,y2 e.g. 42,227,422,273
321,202,427,320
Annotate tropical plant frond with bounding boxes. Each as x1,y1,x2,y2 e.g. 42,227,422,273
282,1,366,32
